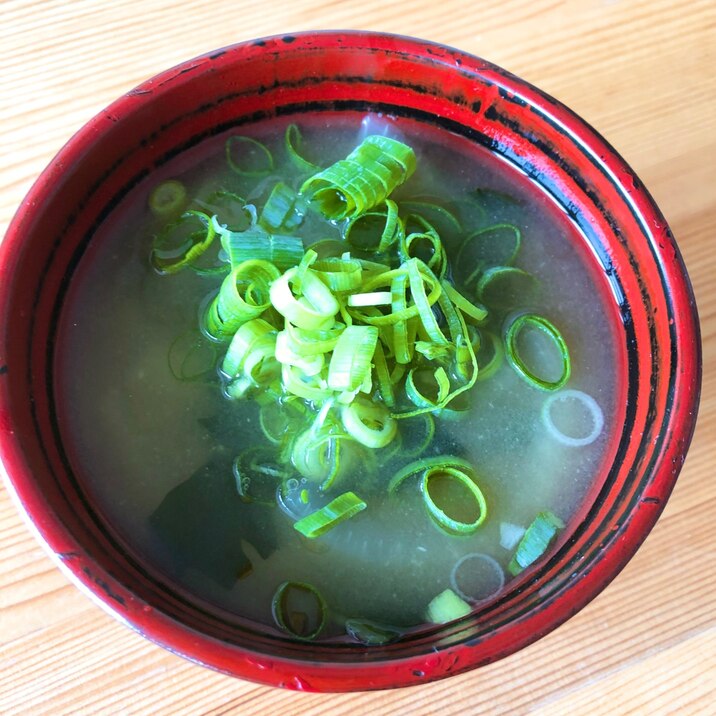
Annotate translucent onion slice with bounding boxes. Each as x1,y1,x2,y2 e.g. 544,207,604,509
541,389,604,447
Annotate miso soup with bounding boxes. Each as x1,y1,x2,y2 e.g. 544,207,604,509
56,113,619,642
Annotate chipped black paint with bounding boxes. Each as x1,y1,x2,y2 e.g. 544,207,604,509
82,566,126,605
641,496,661,505
209,50,227,60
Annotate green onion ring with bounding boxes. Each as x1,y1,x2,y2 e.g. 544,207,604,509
504,313,571,391
271,581,327,640
421,465,487,535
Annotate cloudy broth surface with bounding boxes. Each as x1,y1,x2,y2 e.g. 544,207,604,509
56,113,620,641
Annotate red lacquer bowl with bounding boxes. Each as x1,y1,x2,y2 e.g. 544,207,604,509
0,32,701,691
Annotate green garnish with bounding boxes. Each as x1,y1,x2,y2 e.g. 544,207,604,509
425,588,471,624
301,135,416,219
421,465,487,535
505,313,571,391
508,510,565,575
293,491,367,539
149,179,187,218
226,135,274,177
271,581,327,639
150,126,578,640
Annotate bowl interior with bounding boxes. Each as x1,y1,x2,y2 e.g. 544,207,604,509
0,32,700,690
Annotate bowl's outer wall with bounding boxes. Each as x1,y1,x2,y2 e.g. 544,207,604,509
0,32,701,690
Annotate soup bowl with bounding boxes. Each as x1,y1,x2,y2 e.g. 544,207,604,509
0,31,701,690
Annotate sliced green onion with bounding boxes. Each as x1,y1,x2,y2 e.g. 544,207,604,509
233,447,289,505
457,223,522,284
204,261,280,341
216,223,305,271
476,266,536,309
281,363,332,402
344,200,401,253
270,267,339,330
425,588,471,624
301,136,416,220
285,321,344,356
388,455,475,494
347,291,392,307
327,325,379,392
398,413,435,457
399,215,447,277
259,399,306,444
345,619,402,646
226,136,274,177
291,427,347,489
195,190,249,231
259,182,306,233
400,200,462,238
293,491,367,538
504,313,571,391
312,257,363,293
341,397,397,448
372,340,395,408
285,123,320,174
149,180,186,218
421,465,487,534
271,581,327,640
508,511,565,575
275,330,325,375
221,317,276,378
476,330,503,382
405,366,450,409
168,330,219,382
441,281,488,322
151,210,215,275
407,259,447,344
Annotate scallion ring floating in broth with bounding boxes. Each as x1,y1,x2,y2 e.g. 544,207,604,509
505,313,571,391
421,465,487,535
271,581,327,640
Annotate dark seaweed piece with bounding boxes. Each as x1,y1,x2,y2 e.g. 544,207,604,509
149,458,277,589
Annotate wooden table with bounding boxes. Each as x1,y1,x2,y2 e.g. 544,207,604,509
1,1,714,713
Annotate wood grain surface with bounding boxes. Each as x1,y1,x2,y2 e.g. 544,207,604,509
1,1,714,713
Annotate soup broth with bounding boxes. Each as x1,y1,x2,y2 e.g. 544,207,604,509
56,113,619,641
